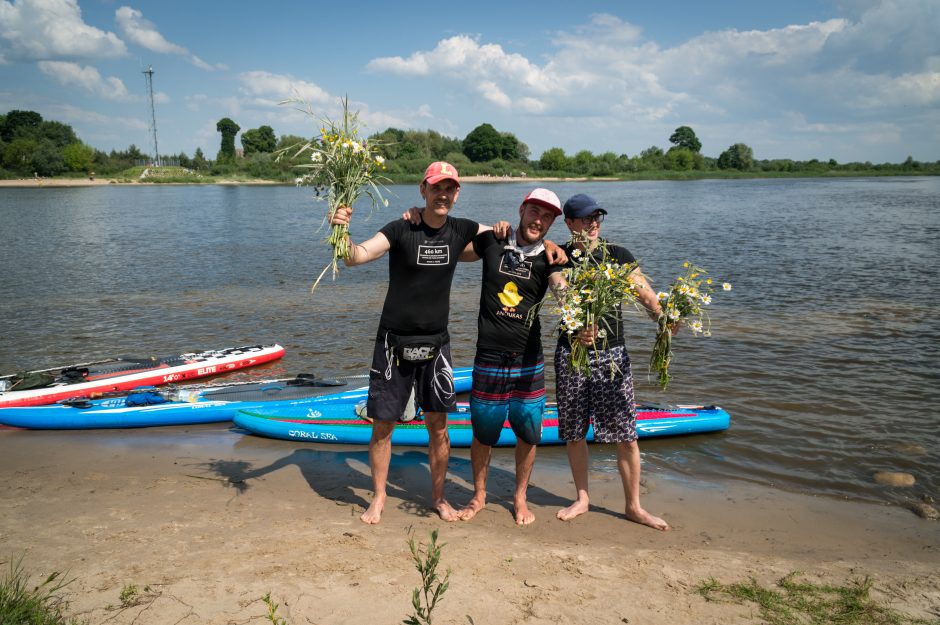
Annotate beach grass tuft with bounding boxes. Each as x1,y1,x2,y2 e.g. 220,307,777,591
698,572,938,625
0,555,82,625
262,593,289,625
405,529,451,625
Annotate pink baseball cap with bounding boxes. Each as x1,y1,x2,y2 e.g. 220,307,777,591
520,188,562,216
422,161,460,187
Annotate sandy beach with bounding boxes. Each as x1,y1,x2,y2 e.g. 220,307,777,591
1,424,936,625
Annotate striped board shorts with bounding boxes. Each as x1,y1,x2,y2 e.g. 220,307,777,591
554,343,638,443
469,348,546,446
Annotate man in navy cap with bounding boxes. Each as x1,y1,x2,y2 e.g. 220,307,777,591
553,193,672,530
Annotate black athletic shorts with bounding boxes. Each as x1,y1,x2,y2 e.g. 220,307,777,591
366,336,457,423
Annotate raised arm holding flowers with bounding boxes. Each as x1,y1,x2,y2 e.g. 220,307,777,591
649,262,730,389
327,161,494,526
277,96,390,291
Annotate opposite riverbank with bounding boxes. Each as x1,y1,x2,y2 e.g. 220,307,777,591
1,423,936,625
2,170,936,188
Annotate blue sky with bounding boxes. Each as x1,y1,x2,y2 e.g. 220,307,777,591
1,0,938,163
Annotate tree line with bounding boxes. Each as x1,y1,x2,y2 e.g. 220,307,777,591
1,109,936,180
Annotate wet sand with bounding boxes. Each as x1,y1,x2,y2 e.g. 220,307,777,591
1,423,937,624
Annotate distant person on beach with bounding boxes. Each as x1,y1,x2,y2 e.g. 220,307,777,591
553,193,672,530
456,188,566,525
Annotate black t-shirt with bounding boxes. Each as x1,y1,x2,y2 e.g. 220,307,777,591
558,240,637,349
473,231,561,353
377,216,478,336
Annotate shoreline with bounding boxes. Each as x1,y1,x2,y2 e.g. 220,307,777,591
3,171,932,189
2,424,937,624
0,175,602,188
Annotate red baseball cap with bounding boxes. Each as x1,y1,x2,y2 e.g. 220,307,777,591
423,161,460,187
520,188,562,216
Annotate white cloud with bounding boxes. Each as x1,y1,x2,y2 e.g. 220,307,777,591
115,6,221,71
115,7,185,55
238,70,331,106
368,34,555,106
46,101,145,129
0,0,126,60
37,60,130,100
363,2,938,160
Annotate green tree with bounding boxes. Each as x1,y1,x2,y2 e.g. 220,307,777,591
538,147,569,171
665,147,699,170
192,147,208,171
31,139,66,176
216,117,240,163
717,143,754,170
639,146,665,170
499,131,526,161
669,126,702,153
1,109,43,141
38,120,78,147
2,137,38,173
62,142,95,172
241,125,276,155
462,123,503,162
573,149,596,174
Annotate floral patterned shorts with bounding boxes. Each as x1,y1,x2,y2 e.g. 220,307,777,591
554,343,637,443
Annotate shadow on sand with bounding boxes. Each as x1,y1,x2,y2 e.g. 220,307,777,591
200,430,574,519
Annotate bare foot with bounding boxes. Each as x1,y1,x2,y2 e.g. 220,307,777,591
360,495,385,525
434,499,460,522
513,498,535,526
457,495,486,521
556,498,590,521
625,506,670,531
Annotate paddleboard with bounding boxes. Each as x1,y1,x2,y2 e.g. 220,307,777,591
0,344,286,408
234,402,730,446
0,367,474,429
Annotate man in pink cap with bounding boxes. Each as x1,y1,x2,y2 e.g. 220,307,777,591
330,161,488,525
455,187,566,525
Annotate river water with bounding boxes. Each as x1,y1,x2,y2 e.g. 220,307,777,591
1,178,937,510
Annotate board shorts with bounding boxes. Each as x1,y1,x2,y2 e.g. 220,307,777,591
554,343,637,443
367,335,457,423
469,348,545,446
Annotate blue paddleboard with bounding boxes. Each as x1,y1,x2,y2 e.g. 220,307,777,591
234,402,730,447
0,367,473,429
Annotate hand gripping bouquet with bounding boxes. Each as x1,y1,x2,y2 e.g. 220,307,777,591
650,262,732,388
277,96,390,292
554,236,641,377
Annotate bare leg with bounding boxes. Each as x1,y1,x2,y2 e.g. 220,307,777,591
361,420,395,524
458,437,491,521
513,441,537,525
617,440,669,530
557,439,591,521
424,412,459,522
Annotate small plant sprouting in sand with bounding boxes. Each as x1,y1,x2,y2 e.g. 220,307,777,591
107,582,157,611
119,584,138,607
404,529,451,625
698,571,934,625
262,592,289,625
0,555,81,625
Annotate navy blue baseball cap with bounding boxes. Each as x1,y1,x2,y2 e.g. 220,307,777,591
563,193,608,219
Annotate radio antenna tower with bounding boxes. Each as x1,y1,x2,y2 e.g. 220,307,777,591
142,65,160,167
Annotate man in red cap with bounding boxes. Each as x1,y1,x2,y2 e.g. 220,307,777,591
455,188,566,525
331,161,487,524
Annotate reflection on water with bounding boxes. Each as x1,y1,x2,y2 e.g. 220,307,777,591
1,177,938,508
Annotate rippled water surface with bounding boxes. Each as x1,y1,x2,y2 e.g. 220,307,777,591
1,178,937,508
